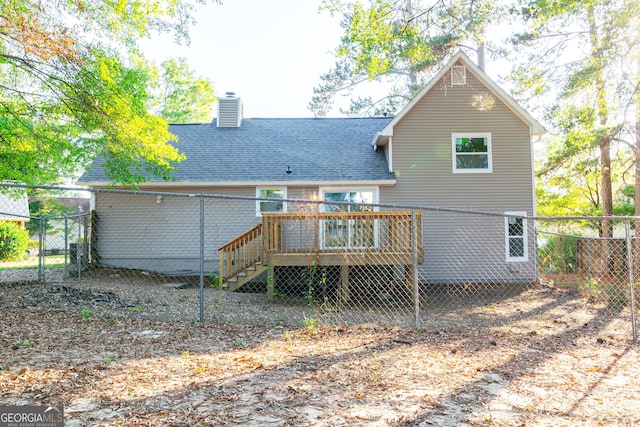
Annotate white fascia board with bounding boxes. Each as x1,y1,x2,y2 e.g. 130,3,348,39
371,131,392,147
80,180,397,188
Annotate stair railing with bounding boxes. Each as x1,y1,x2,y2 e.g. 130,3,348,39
218,223,263,283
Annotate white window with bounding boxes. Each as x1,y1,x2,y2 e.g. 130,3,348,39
452,133,492,173
256,188,287,217
505,212,528,262
319,188,378,249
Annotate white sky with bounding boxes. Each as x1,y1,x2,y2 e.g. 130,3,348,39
139,0,344,118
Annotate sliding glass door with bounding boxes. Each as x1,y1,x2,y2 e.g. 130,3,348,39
322,190,376,249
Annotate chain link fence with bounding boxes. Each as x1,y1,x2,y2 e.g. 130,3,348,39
537,218,639,312
0,184,637,340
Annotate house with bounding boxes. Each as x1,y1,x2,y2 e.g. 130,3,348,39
54,197,91,214
0,187,30,228
78,51,544,291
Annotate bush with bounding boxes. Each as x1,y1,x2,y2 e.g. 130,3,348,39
0,221,30,261
539,234,577,274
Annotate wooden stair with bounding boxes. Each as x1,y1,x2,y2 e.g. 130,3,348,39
218,223,264,292
222,262,268,292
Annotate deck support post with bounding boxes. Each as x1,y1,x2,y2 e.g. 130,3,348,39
404,265,414,290
339,265,350,304
219,256,224,290
267,264,275,302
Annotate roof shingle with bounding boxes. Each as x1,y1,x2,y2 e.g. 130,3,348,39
79,117,395,184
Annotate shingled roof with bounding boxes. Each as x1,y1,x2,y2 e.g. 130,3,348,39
79,117,396,186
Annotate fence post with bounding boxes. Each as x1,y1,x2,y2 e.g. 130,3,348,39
64,214,69,279
587,239,591,285
412,208,419,329
78,216,83,278
199,195,205,323
38,216,44,282
624,219,637,341
534,229,539,284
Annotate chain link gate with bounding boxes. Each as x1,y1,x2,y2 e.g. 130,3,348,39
38,213,91,284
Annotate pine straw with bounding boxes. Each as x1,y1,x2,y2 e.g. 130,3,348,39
0,275,638,426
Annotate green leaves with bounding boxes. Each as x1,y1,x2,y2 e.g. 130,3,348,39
508,0,639,219
312,0,498,117
150,57,216,124
0,0,217,186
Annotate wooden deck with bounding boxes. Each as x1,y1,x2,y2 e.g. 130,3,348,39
218,210,423,294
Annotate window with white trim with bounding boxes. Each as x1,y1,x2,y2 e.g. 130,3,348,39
452,133,492,173
256,188,286,216
505,211,527,262
320,188,378,249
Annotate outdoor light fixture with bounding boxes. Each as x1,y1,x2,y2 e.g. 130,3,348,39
157,195,163,204
286,166,292,174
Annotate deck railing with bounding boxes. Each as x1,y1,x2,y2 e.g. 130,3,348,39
262,210,422,253
219,210,423,283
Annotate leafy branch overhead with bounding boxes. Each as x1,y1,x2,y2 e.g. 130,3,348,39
0,0,217,186
509,0,639,222
133,55,216,124
310,0,498,117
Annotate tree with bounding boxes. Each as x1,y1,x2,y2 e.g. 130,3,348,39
0,221,29,261
509,0,639,234
535,132,633,219
310,0,499,117
26,189,78,236
0,0,218,186
137,56,216,123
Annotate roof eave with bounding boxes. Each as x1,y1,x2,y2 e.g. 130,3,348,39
78,179,398,188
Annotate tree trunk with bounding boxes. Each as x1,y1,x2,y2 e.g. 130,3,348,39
588,6,614,273
600,139,613,237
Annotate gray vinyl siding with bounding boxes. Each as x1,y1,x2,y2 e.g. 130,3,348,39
383,145,391,172
93,187,261,275
380,65,536,283
92,185,323,275
287,187,319,208
418,211,536,284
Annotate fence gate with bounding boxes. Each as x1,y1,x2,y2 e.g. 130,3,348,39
39,214,90,283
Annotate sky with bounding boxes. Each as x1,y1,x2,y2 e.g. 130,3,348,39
139,0,345,118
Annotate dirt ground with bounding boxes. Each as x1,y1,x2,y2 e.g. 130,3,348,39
0,271,638,426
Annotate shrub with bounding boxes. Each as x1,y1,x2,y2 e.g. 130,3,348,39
0,221,30,261
539,234,577,274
